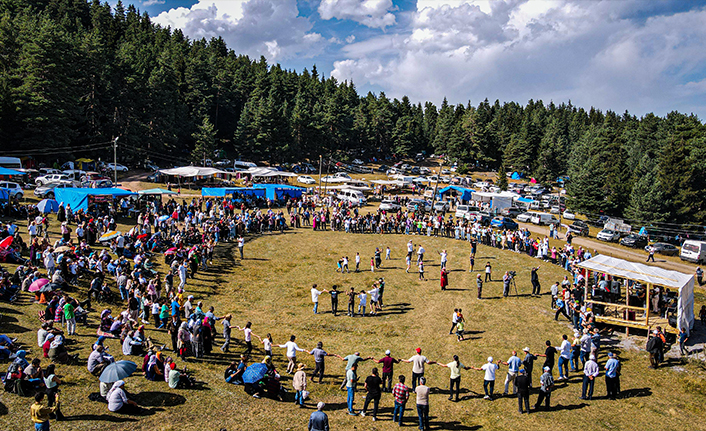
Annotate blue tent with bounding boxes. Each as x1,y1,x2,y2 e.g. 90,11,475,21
0,167,23,176
437,186,475,202
201,187,266,198
511,172,522,180
0,189,9,201
253,184,305,200
54,187,136,211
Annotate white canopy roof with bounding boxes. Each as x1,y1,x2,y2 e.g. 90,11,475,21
159,166,227,177
370,179,407,186
241,167,298,177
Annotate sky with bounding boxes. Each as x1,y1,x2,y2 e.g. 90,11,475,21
125,0,706,118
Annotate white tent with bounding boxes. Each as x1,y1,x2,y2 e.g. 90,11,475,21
576,255,695,334
471,191,514,211
241,167,297,178
159,166,228,177
370,179,408,187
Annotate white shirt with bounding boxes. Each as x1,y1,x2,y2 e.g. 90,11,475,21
243,327,252,342
440,252,447,263
407,242,413,253
418,247,425,255
481,363,499,381
560,340,572,359
311,288,322,302
237,238,244,247
280,341,304,357
452,312,458,323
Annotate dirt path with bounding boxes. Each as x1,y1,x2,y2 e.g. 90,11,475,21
517,221,698,274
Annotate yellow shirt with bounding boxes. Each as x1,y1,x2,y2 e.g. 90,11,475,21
30,402,57,423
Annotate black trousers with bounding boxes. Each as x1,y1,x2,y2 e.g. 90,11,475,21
535,391,550,410
362,393,380,417
312,361,325,383
331,299,338,315
382,371,393,392
518,391,530,412
606,376,619,399
532,281,540,295
449,377,461,400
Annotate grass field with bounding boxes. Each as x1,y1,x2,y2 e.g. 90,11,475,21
2,208,706,430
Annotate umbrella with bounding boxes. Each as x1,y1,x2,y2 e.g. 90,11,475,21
99,360,138,383
164,247,177,256
242,363,268,384
158,215,170,222
0,236,12,249
99,231,120,242
39,283,59,293
37,199,60,214
137,234,148,240
29,278,50,293
55,245,72,253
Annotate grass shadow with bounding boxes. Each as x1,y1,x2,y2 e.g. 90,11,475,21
132,391,186,407
62,414,140,422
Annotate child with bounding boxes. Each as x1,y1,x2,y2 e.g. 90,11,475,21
406,254,411,273
370,257,375,272
358,290,367,316
419,261,426,281
257,333,273,358
469,254,475,272
336,258,343,272
456,319,465,341
385,247,391,260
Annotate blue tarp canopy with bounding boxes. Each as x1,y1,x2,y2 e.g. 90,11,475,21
54,187,136,211
201,187,266,198
437,186,475,201
0,189,9,201
516,197,535,205
0,167,23,176
253,184,305,200
511,172,522,180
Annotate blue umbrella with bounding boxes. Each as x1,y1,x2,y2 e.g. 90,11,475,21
37,199,60,214
99,360,138,383
242,362,268,384
158,215,170,222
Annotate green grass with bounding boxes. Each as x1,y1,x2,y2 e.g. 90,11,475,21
1,213,706,431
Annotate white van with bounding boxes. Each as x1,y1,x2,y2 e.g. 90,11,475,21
0,157,22,170
337,188,367,206
530,213,559,226
233,160,257,169
680,240,706,264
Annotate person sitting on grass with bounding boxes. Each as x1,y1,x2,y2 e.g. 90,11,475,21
107,380,141,414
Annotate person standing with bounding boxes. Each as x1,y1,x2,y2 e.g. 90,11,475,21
30,391,60,431
580,354,599,400
679,327,689,356
402,348,435,390
418,261,426,281
220,315,232,353
534,366,554,411
309,342,333,384
469,252,475,272
522,347,538,388
392,375,410,426
646,330,664,368
63,299,76,336
293,363,307,408
476,274,483,299
407,240,414,262
502,351,522,395
347,287,356,317
531,266,541,296
516,369,530,414
604,352,621,400
485,262,492,281
339,352,373,390
308,402,329,431
449,309,459,335
538,340,558,372
415,376,430,431
237,235,244,259
439,249,448,269
417,245,425,265
472,357,500,400
235,321,254,355
329,286,340,316
646,245,655,262
311,284,326,314
502,272,511,298
357,290,368,316
438,355,470,402
376,350,399,392
346,363,359,415
361,367,383,421
355,252,361,272
557,334,571,380
440,267,449,291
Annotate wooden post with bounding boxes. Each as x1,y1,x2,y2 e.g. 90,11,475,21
645,283,651,328
583,268,589,304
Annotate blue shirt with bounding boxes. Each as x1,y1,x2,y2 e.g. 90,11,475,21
507,356,522,372
171,300,180,316
605,358,619,378
308,410,329,431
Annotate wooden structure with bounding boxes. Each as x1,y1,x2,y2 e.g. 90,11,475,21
575,255,695,336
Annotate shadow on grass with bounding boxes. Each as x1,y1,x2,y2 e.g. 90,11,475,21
62,414,142,422
429,418,482,430
0,401,8,416
545,402,588,411
617,387,652,399
132,391,186,407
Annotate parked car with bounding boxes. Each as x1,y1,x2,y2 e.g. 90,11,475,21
297,175,316,185
352,159,364,165
379,199,401,212
406,199,432,212
455,205,470,219
500,207,522,218
567,221,590,236
490,216,519,230
433,201,450,213
589,215,610,227
530,213,559,226
0,181,24,199
377,164,389,173
106,163,128,172
562,210,576,220
646,242,679,256
620,234,648,248
516,212,534,223
597,229,621,242
35,173,69,186
467,211,492,226
33,181,74,199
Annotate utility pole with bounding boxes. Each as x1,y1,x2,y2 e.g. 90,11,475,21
318,155,323,199
430,159,443,210
113,136,119,184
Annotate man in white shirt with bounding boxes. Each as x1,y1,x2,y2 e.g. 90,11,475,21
311,284,325,314
472,357,500,400
237,236,244,259
449,309,459,335
557,334,572,380
278,335,305,374
417,245,425,265
439,250,448,269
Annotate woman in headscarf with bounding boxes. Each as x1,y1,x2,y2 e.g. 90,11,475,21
48,336,75,365
99,309,113,333
191,320,203,358
201,317,213,355
145,351,164,381
107,380,140,414
177,322,190,358
42,334,55,358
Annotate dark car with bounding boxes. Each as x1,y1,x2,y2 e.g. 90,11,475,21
646,242,679,256
490,216,519,230
620,234,648,248
567,221,589,236
377,164,389,172
589,215,609,227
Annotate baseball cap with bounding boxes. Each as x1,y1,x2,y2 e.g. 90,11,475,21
543,366,550,371
385,350,391,355
487,356,493,363
416,348,422,354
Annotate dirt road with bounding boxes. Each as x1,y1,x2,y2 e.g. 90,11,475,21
517,221,698,274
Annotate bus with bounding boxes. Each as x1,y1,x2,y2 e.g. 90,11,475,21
0,157,22,170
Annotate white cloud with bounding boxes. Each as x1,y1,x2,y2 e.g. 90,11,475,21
332,1,706,117
142,0,165,6
154,0,325,61
318,0,397,29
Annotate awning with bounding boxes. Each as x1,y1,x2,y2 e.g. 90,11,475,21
0,167,23,176
201,187,266,198
138,188,178,196
54,187,136,211
159,166,228,177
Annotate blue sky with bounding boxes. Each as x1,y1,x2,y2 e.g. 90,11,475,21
123,0,706,118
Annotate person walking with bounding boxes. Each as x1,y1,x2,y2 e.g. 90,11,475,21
415,376,430,430
329,285,340,316
580,354,599,400
522,347,538,388
502,351,522,396
438,249,448,269
469,252,475,272
308,402,329,431
557,334,571,380
278,335,305,374
392,375,410,426
438,355,470,402
516,369,530,414
485,262,492,282
309,342,334,384
376,350,400,392
361,367,382,421
311,284,326,315
646,245,655,262
339,352,373,390
534,366,554,411
293,363,307,408
679,327,689,356
346,363,359,415
476,274,483,299
449,309,459,335
402,348,435,390
604,352,621,400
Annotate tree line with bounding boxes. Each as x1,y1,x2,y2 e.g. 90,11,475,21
0,0,705,225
